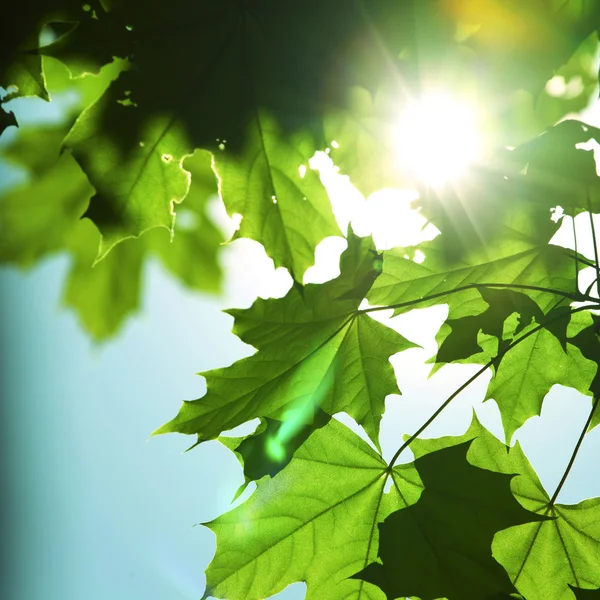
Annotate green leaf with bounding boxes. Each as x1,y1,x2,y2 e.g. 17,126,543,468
409,413,553,514
157,232,416,446
0,124,222,338
146,150,223,294
514,120,600,214
45,0,407,276
213,112,340,280
439,0,600,95
434,288,544,367
485,310,597,441
1,1,106,100
354,442,545,600
62,151,222,339
570,314,600,430
535,33,600,130
0,147,92,266
324,85,404,198
368,207,581,320
203,418,423,600
494,497,600,600
64,85,192,259
63,219,144,339
219,409,331,498
409,415,600,600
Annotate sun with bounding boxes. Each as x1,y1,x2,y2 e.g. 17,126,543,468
395,91,482,186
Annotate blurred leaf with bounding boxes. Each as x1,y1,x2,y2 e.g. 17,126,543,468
535,33,600,129
0,123,223,338
0,106,17,137
64,91,192,259
0,1,106,101
63,220,144,339
515,120,600,214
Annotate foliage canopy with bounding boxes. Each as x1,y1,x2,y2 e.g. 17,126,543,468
3,1,600,598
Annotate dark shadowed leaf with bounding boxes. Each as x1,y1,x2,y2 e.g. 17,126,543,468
354,442,544,600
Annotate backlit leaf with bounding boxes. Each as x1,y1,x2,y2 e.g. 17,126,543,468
354,442,544,600
157,232,416,446
204,418,423,600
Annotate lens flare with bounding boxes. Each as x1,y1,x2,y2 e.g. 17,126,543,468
396,91,482,186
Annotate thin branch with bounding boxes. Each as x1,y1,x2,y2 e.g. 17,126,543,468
586,188,600,299
549,395,600,505
388,304,591,468
566,252,597,269
585,277,599,298
571,205,580,294
360,282,588,316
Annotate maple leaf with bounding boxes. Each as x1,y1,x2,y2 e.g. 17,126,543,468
213,112,341,280
427,288,598,440
513,120,600,214
484,310,597,441
218,409,331,497
354,442,545,600
0,0,106,101
41,0,405,275
410,414,600,600
570,314,600,430
495,496,600,600
203,417,423,600
368,203,582,322
0,121,223,338
324,84,407,198
570,585,600,599
433,288,544,367
64,96,193,259
0,134,92,266
157,232,416,446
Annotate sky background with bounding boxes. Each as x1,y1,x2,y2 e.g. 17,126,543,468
3,87,600,600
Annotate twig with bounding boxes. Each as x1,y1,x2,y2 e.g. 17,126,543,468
360,282,587,316
388,304,592,467
586,189,600,299
549,395,600,505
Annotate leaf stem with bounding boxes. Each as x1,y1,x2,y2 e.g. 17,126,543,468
567,252,597,270
360,282,587,316
585,278,599,298
388,305,591,468
571,205,580,294
586,189,600,299
549,395,600,505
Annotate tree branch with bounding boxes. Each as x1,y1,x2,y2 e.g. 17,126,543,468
360,282,589,316
586,189,600,299
549,395,600,505
388,304,592,468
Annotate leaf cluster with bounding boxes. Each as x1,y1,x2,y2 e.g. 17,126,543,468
3,1,600,599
